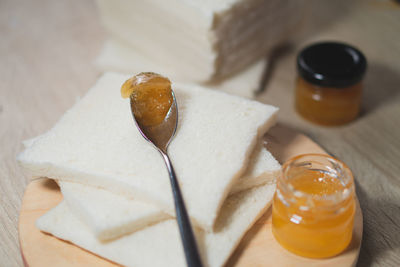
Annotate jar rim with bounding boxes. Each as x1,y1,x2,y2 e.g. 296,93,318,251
279,153,355,205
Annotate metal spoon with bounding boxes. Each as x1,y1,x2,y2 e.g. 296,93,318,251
130,91,203,267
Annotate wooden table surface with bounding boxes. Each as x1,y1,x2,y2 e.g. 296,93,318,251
1,0,399,266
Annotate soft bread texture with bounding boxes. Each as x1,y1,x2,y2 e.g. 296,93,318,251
37,184,276,267
22,138,280,198
60,181,171,241
96,40,268,98
18,72,278,230
23,137,280,240
231,143,280,194
96,0,305,81
59,142,279,240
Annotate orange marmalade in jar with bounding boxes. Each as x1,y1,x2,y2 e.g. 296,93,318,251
272,154,356,258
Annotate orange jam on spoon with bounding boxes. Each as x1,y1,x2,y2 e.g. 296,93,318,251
272,154,355,258
121,72,173,127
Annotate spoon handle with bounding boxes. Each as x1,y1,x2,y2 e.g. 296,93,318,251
160,152,203,267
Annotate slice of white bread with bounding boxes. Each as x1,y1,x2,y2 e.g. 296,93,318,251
18,72,278,230
22,137,280,199
37,183,275,267
22,137,280,198
60,181,172,241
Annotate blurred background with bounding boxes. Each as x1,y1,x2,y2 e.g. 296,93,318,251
1,0,400,266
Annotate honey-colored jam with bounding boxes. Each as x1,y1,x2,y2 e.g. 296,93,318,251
121,72,173,127
295,77,362,126
272,154,355,258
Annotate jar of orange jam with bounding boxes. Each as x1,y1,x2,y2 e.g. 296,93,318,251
272,154,356,258
295,42,367,126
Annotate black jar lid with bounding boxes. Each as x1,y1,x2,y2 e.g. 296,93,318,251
297,42,367,88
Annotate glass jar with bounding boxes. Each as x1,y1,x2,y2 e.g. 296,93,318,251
295,42,367,126
272,154,356,258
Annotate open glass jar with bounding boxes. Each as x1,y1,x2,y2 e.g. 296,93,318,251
272,154,356,258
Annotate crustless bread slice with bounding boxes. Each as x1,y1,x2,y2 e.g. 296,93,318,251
18,72,278,230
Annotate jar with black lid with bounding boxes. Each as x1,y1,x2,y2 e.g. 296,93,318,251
295,42,367,126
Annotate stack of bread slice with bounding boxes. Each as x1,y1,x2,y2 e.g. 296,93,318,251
95,0,305,82
94,0,307,98
18,72,281,267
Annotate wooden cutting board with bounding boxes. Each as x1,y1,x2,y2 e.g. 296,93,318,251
18,124,363,267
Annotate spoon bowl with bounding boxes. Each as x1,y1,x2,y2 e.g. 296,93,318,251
130,90,178,153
